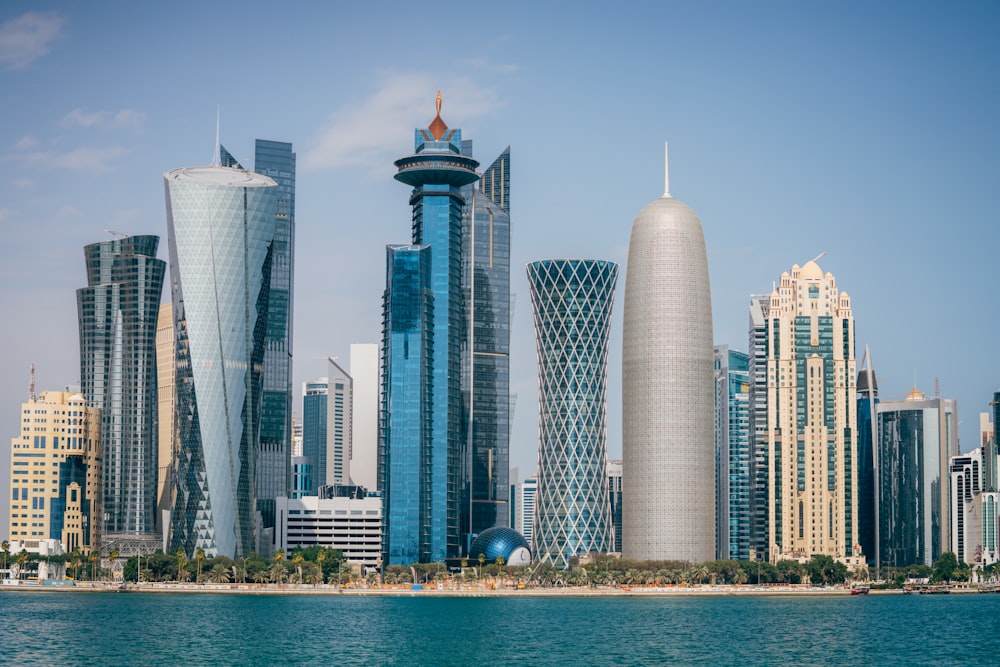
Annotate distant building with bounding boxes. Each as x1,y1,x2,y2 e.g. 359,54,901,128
855,350,879,564
528,259,617,568
77,235,165,541
8,391,101,554
327,359,353,487
302,377,328,495
349,343,379,491
607,460,623,554
748,295,770,559
274,495,382,568
950,448,983,565
165,163,277,559
155,302,176,534
875,386,957,567
291,456,313,499
715,346,751,561
520,475,538,546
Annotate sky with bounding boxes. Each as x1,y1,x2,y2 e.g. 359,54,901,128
1,1,998,540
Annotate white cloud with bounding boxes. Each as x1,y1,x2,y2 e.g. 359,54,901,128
0,12,64,71
302,71,500,172
12,178,34,189
14,135,39,150
61,108,146,131
21,146,129,172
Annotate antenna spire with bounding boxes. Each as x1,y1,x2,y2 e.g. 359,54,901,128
663,141,671,198
212,105,221,167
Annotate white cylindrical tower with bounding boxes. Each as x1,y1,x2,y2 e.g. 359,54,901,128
622,146,715,562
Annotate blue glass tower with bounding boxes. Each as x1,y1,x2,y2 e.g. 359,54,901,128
77,235,165,538
381,93,479,564
302,378,328,495
460,143,511,540
527,259,618,569
715,346,751,560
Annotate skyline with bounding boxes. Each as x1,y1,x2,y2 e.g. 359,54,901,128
2,2,999,543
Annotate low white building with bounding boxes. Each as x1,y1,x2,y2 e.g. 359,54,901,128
3,539,66,582
274,495,382,568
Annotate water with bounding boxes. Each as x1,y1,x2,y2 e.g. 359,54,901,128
2,591,999,665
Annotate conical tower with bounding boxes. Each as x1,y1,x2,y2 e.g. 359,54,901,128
622,143,715,562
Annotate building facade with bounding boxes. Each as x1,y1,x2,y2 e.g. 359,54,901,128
715,346,751,560
528,259,617,568
155,302,175,535
760,259,858,562
622,147,715,562
520,475,538,546
274,494,382,567
77,235,165,539
875,387,957,568
460,143,511,539
748,296,771,559
607,459,623,554
380,95,480,565
950,448,983,565
349,343,379,491
8,391,101,554
855,352,879,564
327,358,353,487
165,164,277,558
302,378,328,495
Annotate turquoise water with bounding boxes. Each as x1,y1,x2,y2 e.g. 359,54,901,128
2,591,999,665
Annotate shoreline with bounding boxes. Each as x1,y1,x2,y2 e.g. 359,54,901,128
1,581,947,597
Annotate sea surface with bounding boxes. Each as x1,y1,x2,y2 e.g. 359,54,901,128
2,591,1000,665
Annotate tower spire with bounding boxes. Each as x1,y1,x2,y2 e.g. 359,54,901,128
663,141,671,198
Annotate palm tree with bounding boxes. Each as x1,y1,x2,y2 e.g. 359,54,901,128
194,547,206,584
16,550,29,581
89,550,99,581
109,548,120,582
478,553,486,581
175,547,188,583
209,563,230,583
694,565,710,585
70,549,82,581
2,540,9,578
269,562,285,585
733,569,749,585
292,553,305,584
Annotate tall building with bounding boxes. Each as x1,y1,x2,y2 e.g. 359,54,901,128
301,377,328,495
748,295,771,558
165,164,277,558
622,146,715,562
252,140,296,538
760,259,858,562
380,95,480,565
8,391,101,553
950,448,983,565
855,349,879,564
327,358,353,487
527,259,617,568
155,302,176,534
715,346,751,561
77,235,165,540
460,143,511,539
607,460,623,554
520,474,538,546
349,343,379,491
875,387,957,567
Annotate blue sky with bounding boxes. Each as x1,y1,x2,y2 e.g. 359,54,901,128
1,1,998,539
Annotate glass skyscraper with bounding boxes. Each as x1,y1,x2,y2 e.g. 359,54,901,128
527,259,617,569
460,143,511,540
380,96,480,565
715,346,751,560
77,235,165,539
253,140,296,536
856,351,879,564
302,378,328,495
165,165,277,558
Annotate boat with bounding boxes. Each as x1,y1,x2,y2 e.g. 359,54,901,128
850,586,869,595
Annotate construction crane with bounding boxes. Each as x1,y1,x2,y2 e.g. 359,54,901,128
104,229,129,239
29,363,36,401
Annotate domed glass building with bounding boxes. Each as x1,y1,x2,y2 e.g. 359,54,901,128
468,528,531,566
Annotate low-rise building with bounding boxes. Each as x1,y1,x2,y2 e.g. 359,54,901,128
274,494,381,568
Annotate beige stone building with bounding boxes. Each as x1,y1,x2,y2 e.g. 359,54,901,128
8,391,101,554
762,259,858,562
155,301,175,533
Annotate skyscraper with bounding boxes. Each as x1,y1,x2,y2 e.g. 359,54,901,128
715,346,751,561
607,459,623,554
622,146,715,562
253,139,296,538
461,142,511,540
77,235,165,541
855,348,879,564
155,302,176,534
760,258,858,561
327,358,352,487
8,390,101,553
380,94,479,565
349,343,379,491
301,377,328,495
950,448,983,564
165,164,277,558
748,295,771,558
528,259,617,569
875,386,956,567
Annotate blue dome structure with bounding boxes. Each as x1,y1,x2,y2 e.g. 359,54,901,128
468,527,531,565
